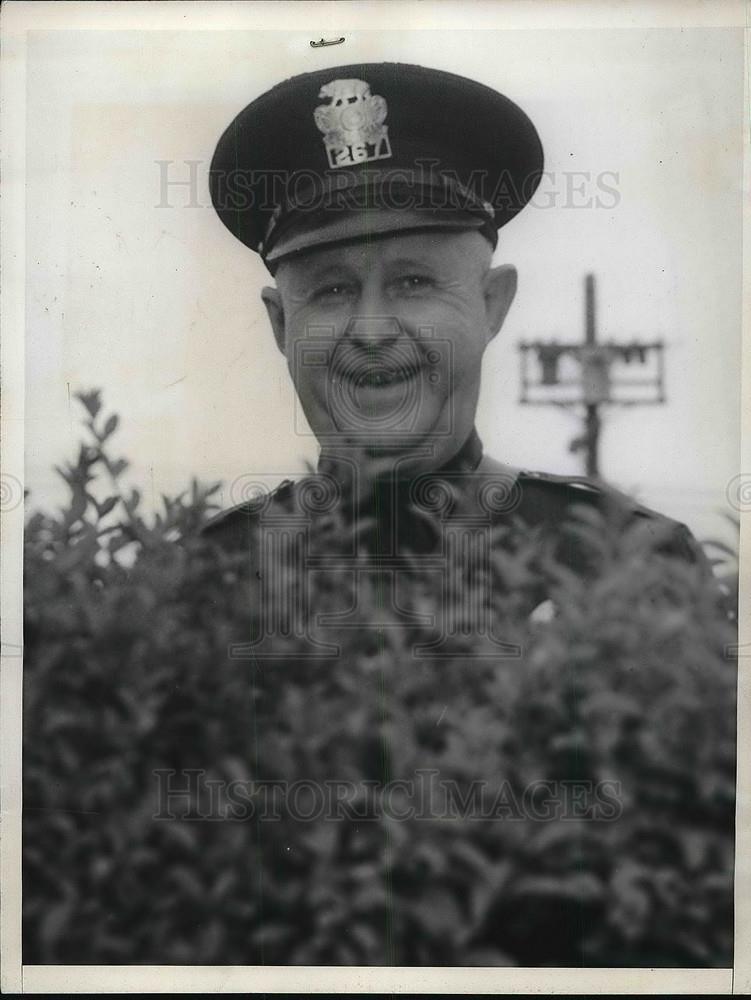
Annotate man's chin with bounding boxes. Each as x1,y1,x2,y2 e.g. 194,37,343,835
310,402,462,470
346,427,432,455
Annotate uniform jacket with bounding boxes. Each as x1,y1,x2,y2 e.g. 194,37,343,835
202,429,708,662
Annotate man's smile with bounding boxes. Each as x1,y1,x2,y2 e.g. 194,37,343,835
356,366,414,388
329,342,427,395
333,359,424,389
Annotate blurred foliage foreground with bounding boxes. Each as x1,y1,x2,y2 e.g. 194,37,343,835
23,393,737,966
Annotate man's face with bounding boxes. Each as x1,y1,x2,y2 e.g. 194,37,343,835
262,228,517,470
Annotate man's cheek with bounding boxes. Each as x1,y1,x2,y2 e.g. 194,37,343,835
288,354,330,411
436,359,472,405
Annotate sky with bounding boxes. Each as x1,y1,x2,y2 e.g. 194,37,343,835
23,24,744,546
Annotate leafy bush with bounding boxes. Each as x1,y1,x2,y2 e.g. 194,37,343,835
23,393,736,966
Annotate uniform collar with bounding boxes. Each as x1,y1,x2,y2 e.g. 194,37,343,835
314,430,486,554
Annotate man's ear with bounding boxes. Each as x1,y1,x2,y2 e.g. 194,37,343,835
482,264,518,344
261,286,286,356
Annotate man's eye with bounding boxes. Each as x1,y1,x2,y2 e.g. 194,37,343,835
395,275,434,292
312,283,355,301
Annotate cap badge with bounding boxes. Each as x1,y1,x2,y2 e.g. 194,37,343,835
314,78,392,169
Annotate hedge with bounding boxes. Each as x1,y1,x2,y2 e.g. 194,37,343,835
22,392,737,966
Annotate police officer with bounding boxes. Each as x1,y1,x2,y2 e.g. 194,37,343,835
204,62,706,651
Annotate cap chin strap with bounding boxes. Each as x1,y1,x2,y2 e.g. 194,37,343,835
260,172,498,268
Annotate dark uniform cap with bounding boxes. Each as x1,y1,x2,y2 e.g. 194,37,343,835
209,62,544,269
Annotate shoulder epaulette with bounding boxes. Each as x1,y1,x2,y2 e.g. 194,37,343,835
516,469,665,516
518,469,603,492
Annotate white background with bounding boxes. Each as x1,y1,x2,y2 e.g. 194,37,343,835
24,26,744,544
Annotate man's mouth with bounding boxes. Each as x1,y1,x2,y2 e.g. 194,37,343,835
355,365,418,388
331,353,424,390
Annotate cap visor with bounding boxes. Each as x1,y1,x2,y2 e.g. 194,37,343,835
265,208,486,264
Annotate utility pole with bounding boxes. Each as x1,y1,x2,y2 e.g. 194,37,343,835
519,274,666,480
583,273,600,476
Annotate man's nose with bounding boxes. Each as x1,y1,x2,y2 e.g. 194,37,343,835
344,314,403,348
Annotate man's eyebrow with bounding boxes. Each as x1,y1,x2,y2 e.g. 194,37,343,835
385,256,439,270
293,262,355,287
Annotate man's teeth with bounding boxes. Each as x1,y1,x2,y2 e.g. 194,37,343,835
364,371,395,386
330,365,419,388
358,368,413,387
